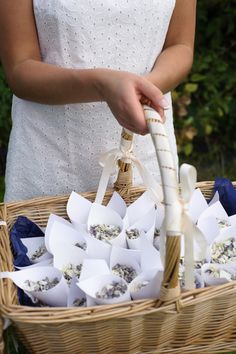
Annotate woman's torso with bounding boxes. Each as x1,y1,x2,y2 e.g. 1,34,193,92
4,0,177,202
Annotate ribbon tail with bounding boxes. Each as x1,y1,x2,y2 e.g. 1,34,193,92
134,159,163,203
95,154,119,204
182,214,195,290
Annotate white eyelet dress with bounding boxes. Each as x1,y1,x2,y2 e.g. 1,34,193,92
4,0,178,202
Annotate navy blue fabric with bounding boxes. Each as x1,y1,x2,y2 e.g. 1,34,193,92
10,216,45,306
214,177,236,216
10,216,44,267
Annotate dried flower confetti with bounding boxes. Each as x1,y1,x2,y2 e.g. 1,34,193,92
24,277,59,292
96,281,127,299
112,263,137,283
31,245,47,261
89,224,121,243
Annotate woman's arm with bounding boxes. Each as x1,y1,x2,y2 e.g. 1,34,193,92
145,0,197,93
0,0,168,135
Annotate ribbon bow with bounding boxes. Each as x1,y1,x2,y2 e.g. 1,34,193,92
95,143,163,205
180,163,208,289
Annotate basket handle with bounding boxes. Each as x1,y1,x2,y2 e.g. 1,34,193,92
143,106,182,303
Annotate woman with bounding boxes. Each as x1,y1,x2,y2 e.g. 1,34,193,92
0,0,196,202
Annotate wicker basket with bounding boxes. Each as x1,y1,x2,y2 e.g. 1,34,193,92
1,181,236,354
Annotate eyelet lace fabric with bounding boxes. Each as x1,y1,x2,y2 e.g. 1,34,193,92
5,0,178,202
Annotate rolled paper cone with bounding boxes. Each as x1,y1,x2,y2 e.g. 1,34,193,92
79,259,110,282
126,191,156,227
78,274,131,306
21,237,52,264
67,277,87,307
53,244,87,284
107,191,127,219
140,239,163,272
47,220,87,254
126,229,146,250
188,188,208,223
0,266,69,307
129,268,163,300
87,203,125,247
110,246,141,266
198,201,229,224
67,191,92,227
85,235,111,264
45,214,73,252
202,263,236,286
110,246,141,282
15,259,53,270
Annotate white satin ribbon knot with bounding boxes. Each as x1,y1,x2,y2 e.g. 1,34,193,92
95,146,163,205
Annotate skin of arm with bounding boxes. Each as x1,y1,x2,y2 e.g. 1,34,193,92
0,0,195,134
145,0,197,94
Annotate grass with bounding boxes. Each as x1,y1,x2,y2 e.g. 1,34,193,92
1,169,236,353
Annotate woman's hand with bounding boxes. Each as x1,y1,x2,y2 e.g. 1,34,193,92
96,69,169,135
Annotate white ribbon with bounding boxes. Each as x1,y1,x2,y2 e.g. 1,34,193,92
180,163,208,290
95,147,163,205
0,221,7,227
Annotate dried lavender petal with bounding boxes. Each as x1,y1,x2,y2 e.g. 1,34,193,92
24,277,59,292
73,298,87,307
31,245,47,261
74,242,87,251
95,281,127,299
62,263,82,284
112,263,137,283
126,228,140,240
89,224,121,243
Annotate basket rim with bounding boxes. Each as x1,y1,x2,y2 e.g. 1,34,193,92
1,181,236,325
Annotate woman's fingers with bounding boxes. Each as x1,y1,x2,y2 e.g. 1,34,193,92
138,78,169,118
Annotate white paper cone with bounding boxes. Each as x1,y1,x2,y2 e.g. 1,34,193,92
87,203,125,247
0,267,68,307
129,268,163,300
53,244,87,284
229,215,236,227
140,240,163,272
126,191,155,226
188,188,208,223
85,235,112,264
45,214,72,252
198,201,228,223
47,220,87,254
107,192,127,219
110,246,141,266
78,274,130,305
202,263,236,286
21,237,52,264
15,259,53,270
110,247,141,283
67,278,87,307
67,191,92,227
208,191,219,206
126,207,156,249
79,259,110,281
197,216,220,245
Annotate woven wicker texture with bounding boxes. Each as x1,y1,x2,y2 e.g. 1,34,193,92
1,182,236,353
